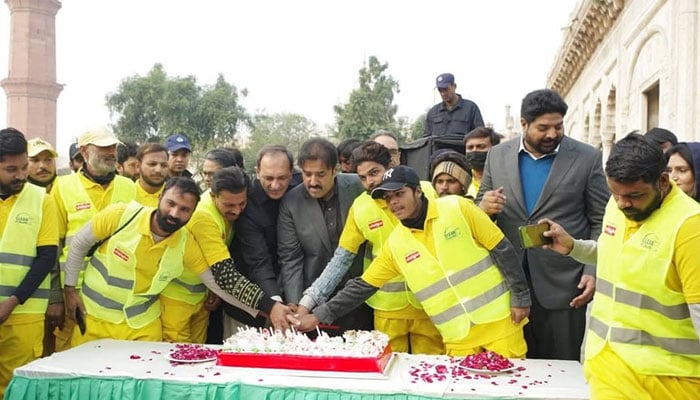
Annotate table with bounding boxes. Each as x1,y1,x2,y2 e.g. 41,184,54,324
6,339,589,399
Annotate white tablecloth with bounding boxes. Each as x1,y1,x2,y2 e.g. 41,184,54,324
9,339,589,399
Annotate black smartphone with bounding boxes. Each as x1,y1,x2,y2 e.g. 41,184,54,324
75,308,86,335
518,223,553,249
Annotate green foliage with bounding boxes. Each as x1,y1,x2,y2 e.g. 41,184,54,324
333,56,399,141
105,64,249,149
241,112,321,169
406,113,427,143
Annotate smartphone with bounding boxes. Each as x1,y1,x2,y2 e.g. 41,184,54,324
518,223,553,249
75,308,86,335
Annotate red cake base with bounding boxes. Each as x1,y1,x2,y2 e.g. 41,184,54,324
217,345,393,373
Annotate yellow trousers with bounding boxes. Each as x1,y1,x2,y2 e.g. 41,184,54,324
374,314,444,355
160,296,209,343
444,317,528,357
70,314,162,347
53,311,75,352
585,344,700,399
0,314,44,398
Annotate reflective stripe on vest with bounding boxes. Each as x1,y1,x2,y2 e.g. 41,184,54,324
389,196,510,342
81,202,187,328
587,186,700,376
0,183,49,314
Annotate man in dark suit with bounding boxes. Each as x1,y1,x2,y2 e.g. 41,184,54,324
278,137,372,333
228,145,300,328
477,89,609,360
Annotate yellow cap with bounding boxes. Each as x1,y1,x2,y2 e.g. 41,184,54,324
27,138,59,158
78,126,122,147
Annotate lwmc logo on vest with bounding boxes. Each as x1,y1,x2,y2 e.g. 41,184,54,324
443,226,460,241
640,233,660,251
14,212,33,225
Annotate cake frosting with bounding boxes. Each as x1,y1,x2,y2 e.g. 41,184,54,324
222,327,390,358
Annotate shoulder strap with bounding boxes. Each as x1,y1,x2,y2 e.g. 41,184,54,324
86,206,145,257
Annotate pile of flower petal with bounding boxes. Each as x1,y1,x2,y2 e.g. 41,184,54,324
169,343,218,361
460,350,514,371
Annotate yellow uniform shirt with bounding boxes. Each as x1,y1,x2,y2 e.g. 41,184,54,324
338,198,397,253
186,208,232,266
134,180,162,208
90,203,209,294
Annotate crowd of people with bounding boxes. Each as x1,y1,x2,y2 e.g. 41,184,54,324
1,75,699,399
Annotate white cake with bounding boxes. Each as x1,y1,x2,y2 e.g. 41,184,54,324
217,328,392,372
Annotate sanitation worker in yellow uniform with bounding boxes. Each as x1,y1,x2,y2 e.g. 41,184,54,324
297,141,444,354
542,133,700,399
294,166,531,356
160,166,253,343
51,126,136,351
133,143,169,207
62,177,293,345
0,128,58,397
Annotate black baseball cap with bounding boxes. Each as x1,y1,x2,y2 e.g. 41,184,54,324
371,165,420,199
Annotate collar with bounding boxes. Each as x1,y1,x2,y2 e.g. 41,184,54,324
439,94,463,111
518,134,560,160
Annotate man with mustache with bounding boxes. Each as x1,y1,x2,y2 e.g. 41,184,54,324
0,128,59,397
134,143,169,207
27,138,58,192
477,89,609,360
50,126,136,351
423,73,484,137
278,137,372,334
464,127,502,198
227,145,301,330
62,177,290,345
297,142,444,354
541,133,700,398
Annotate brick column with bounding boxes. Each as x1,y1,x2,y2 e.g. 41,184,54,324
1,0,63,146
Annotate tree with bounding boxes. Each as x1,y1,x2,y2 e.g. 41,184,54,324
241,112,320,169
333,56,399,141
105,64,249,149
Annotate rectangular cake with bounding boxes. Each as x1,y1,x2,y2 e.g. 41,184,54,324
216,328,393,373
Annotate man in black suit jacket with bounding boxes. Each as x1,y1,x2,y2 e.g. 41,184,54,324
477,89,609,360
228,145,301,327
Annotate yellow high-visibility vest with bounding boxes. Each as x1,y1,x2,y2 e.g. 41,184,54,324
0,184,49,314
57,173,136,283
82,203,187,328
389,195,510,342
353,181,436,310
587,186,700,376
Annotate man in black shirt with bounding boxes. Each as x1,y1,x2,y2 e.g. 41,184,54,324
424,73,484,137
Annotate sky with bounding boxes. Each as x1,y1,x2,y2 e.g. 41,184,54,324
0,0,580,158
